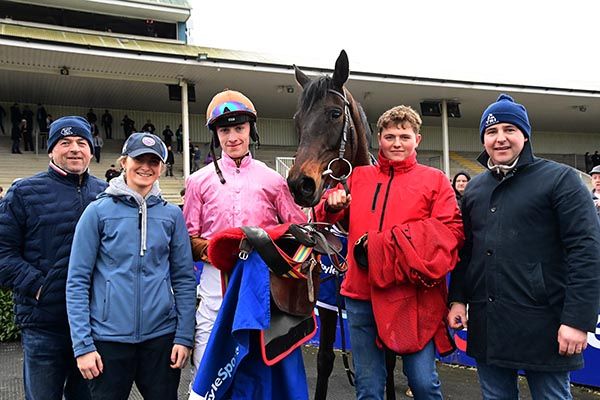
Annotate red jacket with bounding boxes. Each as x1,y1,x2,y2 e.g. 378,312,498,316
316,151,464,355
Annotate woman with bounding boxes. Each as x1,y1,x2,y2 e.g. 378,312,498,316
452,171,471,207
66,132,196,400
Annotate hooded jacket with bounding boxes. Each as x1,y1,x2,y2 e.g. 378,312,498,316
316,151,464,355
0,163,107,331
66,175,195,357
449,142,600,371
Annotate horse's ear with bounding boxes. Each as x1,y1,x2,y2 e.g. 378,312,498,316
294,65,310,89
332,50,349,88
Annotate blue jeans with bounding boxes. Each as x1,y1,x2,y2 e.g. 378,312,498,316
21,327,91,400
476,361,572,400
345,298,443,400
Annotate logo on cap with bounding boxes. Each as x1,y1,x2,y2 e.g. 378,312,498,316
61,127,74,136
485,114,497,127
142,137,156,146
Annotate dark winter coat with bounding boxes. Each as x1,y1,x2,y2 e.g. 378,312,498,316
449,142,600,371
0,164,107,332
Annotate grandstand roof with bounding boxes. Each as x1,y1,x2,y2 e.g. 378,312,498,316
1,19,600,134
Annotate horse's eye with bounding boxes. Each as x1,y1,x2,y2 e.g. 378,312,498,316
330,110,342,120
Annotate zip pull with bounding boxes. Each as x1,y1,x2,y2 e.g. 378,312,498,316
138,207,142,230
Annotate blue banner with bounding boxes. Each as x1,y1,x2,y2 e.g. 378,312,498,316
311,311,600,388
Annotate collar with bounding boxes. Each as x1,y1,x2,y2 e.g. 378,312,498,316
376,150,418,174
220,151,252,169
48,162,88,186
476,141,535,173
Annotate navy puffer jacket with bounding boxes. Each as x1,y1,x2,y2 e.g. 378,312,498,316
0,164,107,331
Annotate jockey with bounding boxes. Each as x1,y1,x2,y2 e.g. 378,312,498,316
182,89,306,376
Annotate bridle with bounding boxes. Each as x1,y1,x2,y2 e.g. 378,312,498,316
321,88,354,193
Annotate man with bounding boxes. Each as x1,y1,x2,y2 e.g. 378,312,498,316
183,89,306,373
318,105,464,399
590,165,600,218
22,105,34,151
0,103,6,134
142,119,156,134
162,124,174,147
0,116,107,400
86,108,97,125
101,110,113,139
448,94,600,399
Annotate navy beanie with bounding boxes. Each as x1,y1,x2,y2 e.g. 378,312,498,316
479,94,531,142
47,116,94,154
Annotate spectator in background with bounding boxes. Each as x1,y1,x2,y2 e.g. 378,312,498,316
141,119,155,134
92,132,104,163
166,145,175,177
452,171,471,208
0,116,106,400
121,115,135,139
10,103,21,131
0,103,6,134
104,164,120,183
36,104,47,134
592,150,600,168
192,145,202,172
86,108,97,125
162,125,174,147
585,152,592,174
101,110,113,139
11,119,23,154
179,188,185,210
590,165,600,218
175,124,183,153
0,186,3,199
22,106,34,151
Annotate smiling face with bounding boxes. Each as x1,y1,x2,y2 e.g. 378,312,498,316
49,136,92,175
216,122,251,159
483,123,527,165
378,123,421,162
120,154,162,196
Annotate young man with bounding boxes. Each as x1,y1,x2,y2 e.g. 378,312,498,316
448,94,600,399
0,116,107,400
318,105,464,400
183,89,306,374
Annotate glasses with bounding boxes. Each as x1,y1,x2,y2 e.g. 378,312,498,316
209,101,253,122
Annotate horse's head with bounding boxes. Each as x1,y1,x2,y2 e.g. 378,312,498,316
288,50,371,207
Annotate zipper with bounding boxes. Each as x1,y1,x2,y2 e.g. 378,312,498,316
371,183,382,212
378,166,395,231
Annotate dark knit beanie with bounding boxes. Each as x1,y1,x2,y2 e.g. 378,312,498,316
47,116,94,154
479,94,531,142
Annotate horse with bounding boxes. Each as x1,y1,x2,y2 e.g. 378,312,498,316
287,49,372,207
289,50,404,400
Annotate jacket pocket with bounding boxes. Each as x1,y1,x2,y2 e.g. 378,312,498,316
162,278,174,317
103,281,111,321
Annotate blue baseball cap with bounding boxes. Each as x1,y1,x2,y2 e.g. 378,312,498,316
121,132,167,162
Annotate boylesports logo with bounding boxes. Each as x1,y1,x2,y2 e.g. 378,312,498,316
204,346,240,400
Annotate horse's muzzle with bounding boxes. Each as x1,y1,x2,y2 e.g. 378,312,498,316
287,175,320,207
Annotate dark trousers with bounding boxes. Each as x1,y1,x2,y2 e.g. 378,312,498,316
88,333,181,400
94,147,102,163
314,306,337,400
21,328,91,400
104,125,112,139
12,138,21,153
165,163,173,176
23,132,34,151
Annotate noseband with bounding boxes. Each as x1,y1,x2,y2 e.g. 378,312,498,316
322,88,354,192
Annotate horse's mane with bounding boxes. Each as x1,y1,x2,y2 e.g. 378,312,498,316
298,75,333,113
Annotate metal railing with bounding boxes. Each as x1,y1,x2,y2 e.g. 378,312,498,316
275,157,295,178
